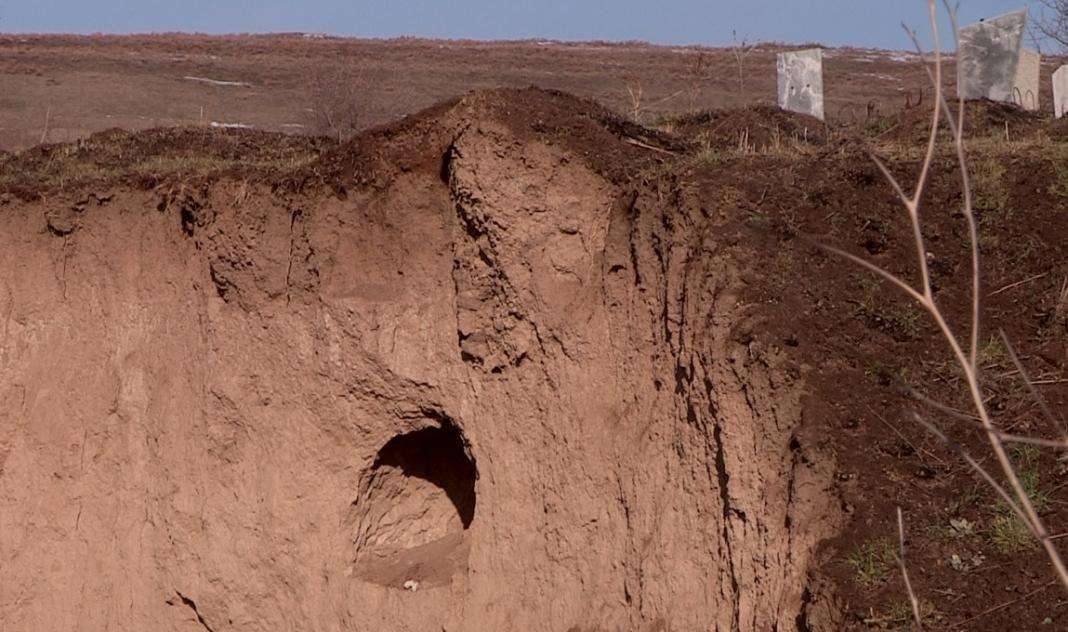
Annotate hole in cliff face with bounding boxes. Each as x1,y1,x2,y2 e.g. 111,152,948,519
352,424,477,589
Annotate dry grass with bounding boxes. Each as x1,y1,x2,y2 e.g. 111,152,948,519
846,538,897,587
0,126,324,191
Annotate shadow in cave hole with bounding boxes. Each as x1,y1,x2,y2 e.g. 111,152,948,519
372,425,477,528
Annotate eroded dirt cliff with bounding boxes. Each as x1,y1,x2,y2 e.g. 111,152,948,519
0,90,842,631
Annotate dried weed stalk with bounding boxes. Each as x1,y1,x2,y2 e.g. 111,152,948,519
896,507,923,629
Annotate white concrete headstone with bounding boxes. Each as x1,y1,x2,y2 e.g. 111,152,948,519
1054,66,1068,118
777,49,824,121
1012,48,1041,111
958,9,1027,103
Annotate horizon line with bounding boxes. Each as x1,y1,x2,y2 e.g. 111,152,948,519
0,31,940,55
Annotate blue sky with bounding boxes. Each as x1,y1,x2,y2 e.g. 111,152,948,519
0,1,1047,50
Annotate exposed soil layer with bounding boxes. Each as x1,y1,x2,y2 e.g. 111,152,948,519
2,88,1068,631
0,89,841,631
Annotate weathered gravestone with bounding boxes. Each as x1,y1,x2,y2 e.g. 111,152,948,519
1012,48,1041,111
1054,66,1068,118
777,49,824,121
958,9,1027,103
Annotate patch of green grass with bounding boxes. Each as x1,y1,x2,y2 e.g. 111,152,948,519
972,156,1010,216
877,599,941,629
1012,445,1050,511
978,335,1008,368
691,140,723,167
848,275,924,341
946,484,984,515
854,273,881,291
990,512,1034,553
882,304,922,339
987,446,1049,553
862,359,911,387
846,538,896,587
1048,146,1068,201
864,116,896,137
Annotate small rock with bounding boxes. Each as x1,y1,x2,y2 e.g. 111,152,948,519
403,579,419,592
950,552,985,572
915,465,937,480
949,517,975,538
46,213,77,236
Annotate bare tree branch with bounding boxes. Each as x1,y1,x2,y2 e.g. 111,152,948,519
1032,0,1068,52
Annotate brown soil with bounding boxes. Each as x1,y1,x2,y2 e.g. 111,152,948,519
874,99,1050,144
2,87,1068,631
666,105,828,151
705,141,1068,631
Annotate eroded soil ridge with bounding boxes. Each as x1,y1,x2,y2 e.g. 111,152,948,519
0,89,841,631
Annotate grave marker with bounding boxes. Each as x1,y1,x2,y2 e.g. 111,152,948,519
777,49,824,121
1054,66,1068,118
1012,48,1041,111
958,9,1027,103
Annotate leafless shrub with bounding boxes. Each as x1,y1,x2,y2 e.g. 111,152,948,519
40,105,53,145
622,77,684,124
624,78,644,122
306,65,364,142
730,31,758,98
827,0,1068,597
685,51,714,112
1032,0,1068,52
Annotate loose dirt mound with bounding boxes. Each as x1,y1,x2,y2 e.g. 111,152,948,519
872,98,1048,143
309,87,685,189
0,88,841,631
0,126,332,197
666,105,828,151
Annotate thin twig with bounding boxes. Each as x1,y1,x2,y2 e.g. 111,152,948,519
995,433,1068,450
897,507,923,629
622,137,677,155
907,385,981,423
988,272,1048,297
40,105,52,144
872,408,946,465
1000,330,1068,440
954,580,1057,627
